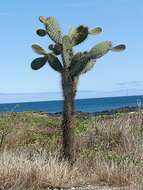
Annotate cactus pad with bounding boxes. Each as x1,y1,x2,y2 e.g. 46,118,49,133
81,59,96,74
48,43,62,55
89,41,112,59
47,53,63,72
88,27,102,35
39,16,47,24
71,52,83,66
32,44,48,55
36,29,47,37
31,57,48,70
69,25,88,46
111,44,126,52
44,17,62,44
70,54,90,76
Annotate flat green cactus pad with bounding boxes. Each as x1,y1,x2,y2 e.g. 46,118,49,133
32,44,48,55
111,44,126,52
31,57,48,70
89,41,112,59
69,25,88,46
45,17,62,44
47,53,63,72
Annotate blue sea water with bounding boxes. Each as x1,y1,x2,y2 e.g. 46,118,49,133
0,95,143,113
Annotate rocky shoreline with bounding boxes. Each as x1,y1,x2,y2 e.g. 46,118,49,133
48,106,142,117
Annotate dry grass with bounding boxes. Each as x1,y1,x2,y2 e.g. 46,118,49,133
75,115,143,189
0,112,143,189
0,149,80,189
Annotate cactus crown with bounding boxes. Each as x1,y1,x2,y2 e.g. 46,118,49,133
31,16,126,76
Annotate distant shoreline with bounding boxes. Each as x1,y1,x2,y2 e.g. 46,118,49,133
45,106,143,117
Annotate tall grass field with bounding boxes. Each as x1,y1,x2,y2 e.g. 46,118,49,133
0,111,143,189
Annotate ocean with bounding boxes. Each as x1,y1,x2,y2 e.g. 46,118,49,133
0,95,143,113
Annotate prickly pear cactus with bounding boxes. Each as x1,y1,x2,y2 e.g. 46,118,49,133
31,16,126,163
31,16,126,76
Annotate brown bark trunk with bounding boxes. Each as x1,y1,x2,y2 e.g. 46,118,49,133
61,71,78,163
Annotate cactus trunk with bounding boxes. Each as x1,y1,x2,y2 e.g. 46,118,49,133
61,71,78,163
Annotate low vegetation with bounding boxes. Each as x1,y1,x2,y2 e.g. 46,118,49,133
0,111,143,189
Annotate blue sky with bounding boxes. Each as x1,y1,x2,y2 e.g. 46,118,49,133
0,0,143,94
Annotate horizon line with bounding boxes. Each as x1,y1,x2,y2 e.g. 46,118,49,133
1,88,143,94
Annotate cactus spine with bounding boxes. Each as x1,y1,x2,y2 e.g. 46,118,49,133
31,16,126,163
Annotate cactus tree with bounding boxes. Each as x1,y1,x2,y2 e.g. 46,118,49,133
31,16,126,163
